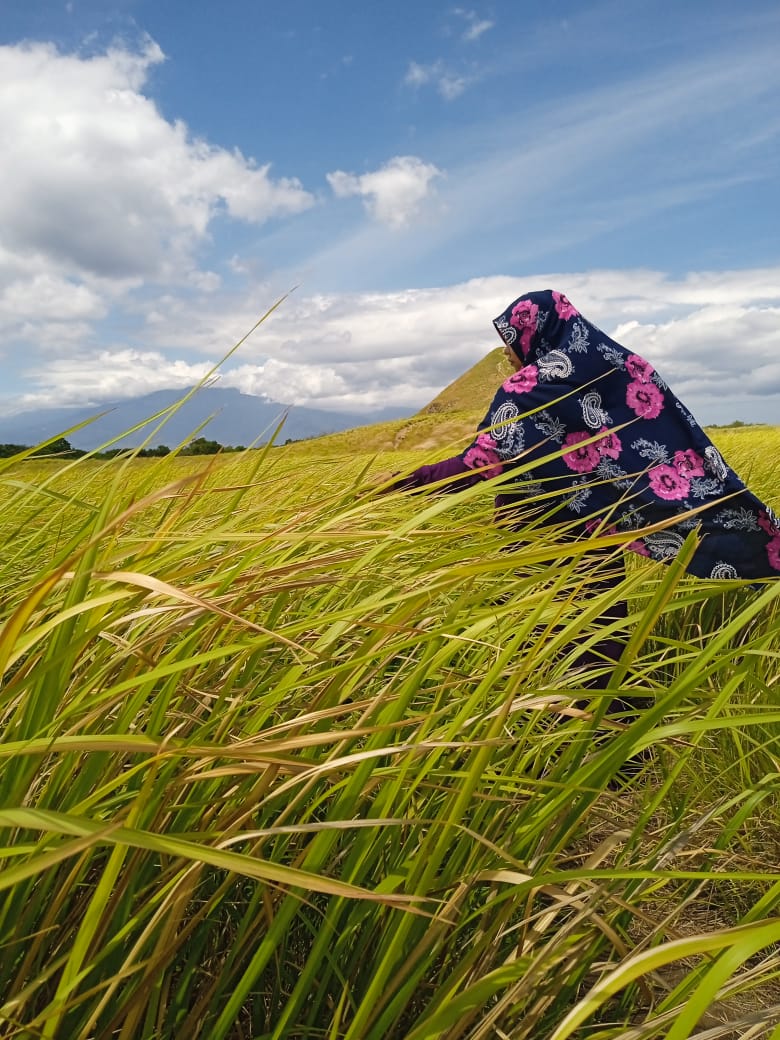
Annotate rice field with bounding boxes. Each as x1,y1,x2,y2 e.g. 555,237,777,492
0,422,779,1039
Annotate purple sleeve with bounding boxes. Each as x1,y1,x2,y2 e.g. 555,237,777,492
390,454,480,493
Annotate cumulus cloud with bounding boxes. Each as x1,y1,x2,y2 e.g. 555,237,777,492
0,39,313,284
224,359,350,405
70,267,775,423
0,36,316,388
327,156,443,228
3,269,780,424
403,60,472,100
10,349,213,412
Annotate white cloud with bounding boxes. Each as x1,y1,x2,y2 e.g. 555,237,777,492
0,39,314,285
0,246,131,353
0,36,315,387
453,9,495,43
327,156,443,228
11,349,213,412
224,359,349,404
0,272,105,328
462,19,494,42
403,61,432,89
402,60,473,100
438,74,469,100
38,267,771,424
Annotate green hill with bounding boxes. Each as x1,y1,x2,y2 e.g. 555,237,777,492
418,347,509,415
297,347,508,457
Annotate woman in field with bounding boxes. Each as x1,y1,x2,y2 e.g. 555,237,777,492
391,289,779,697
394,288,780,581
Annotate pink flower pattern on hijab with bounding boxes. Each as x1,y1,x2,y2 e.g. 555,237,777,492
673,449,706,478
552,291,578,320
625,354,654,383
648,464,690,501
626,380,664,419
503,365,538,394
597,426,622,459
563,431,601,473
509,299,539,357
463,434,503,479
627,538,651,557
768,539,780,570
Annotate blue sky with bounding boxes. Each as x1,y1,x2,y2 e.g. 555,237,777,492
1,0,779,423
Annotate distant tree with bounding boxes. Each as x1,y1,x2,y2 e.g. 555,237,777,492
181,437,223,456
138,444,171,458
0,443,29,458
707,419,757,430
31,438,84,458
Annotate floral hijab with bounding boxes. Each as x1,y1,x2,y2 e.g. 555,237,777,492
461,289,780,579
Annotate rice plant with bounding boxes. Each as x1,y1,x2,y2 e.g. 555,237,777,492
0,421,778,1039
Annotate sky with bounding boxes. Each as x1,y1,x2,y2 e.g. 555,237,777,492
1,0,779,424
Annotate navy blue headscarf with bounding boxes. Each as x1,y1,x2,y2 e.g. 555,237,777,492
459,289,780,580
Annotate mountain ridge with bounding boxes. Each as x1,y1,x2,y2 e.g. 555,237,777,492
0,387,410,451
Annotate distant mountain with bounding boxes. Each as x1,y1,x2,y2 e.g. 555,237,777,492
0,388,411,451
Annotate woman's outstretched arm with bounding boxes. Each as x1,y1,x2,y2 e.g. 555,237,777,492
389,453,480,493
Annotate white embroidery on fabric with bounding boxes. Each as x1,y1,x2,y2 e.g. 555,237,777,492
495,317,517,346
566,477,592,514
596,458,634,489
688,477,725,500
645,531,685,560
689,477,725,499
631,438,670,463
490,401,520,440
537,350,573,380
581,391,611,429
675,401,698,427
496,426,526,459
704,446,728,481
567,320,590,353
710,561,739,579
508,476,545,498
617,508,645,530
714,508,760,531
596,343,626,368
533,410,566,443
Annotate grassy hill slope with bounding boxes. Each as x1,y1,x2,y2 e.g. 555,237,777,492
418,347,508,415
296,347,509,457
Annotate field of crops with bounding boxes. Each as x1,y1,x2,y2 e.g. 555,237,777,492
0,423,779,1039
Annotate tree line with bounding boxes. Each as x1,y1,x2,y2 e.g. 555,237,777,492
0,437,246,459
